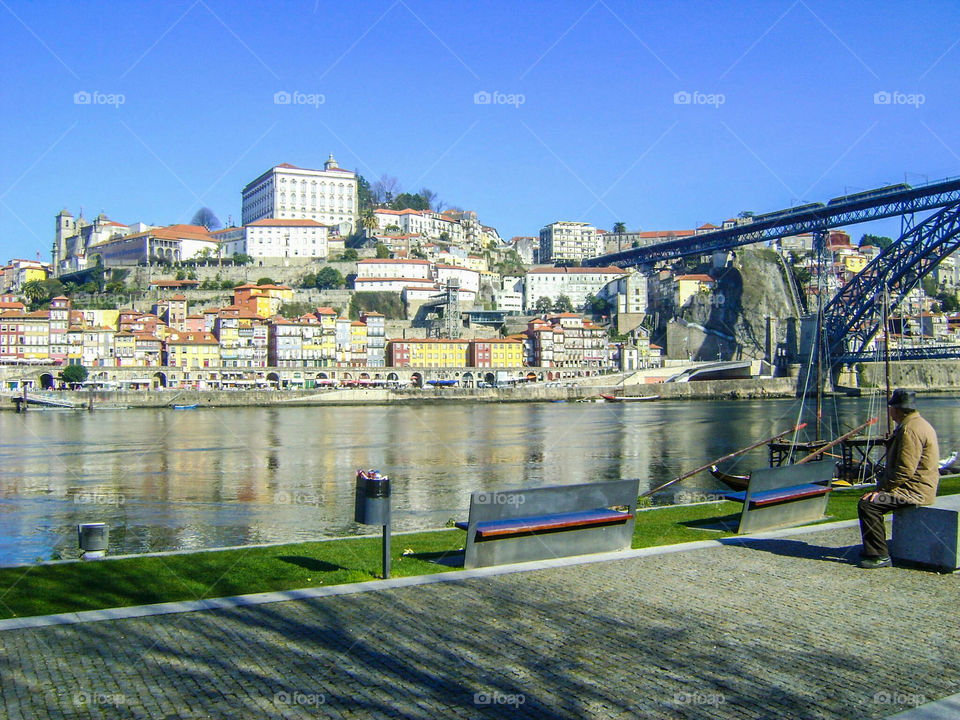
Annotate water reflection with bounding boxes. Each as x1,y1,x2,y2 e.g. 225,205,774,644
1,395,959,563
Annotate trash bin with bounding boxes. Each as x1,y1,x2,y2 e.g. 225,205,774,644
354,470,390,526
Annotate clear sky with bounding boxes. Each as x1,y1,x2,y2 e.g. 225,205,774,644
1,0,958,263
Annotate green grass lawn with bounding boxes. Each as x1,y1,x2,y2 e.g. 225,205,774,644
2,476,957,621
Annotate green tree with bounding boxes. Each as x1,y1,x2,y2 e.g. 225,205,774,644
553,294,574,313
301,272,317,288
61,364,88,385
256,277,275,286
21,279,48,306
860,233,893,250
937,291,959,312
221,279,239,290
613,221,627,252
231,253,254,266
375,243,390,259
390,192,430,211
356,174,375,213
922,275,938,297
348,291,404,319
534,296,553,314
359,208,378,235
341,248,359,262
316,266,345,289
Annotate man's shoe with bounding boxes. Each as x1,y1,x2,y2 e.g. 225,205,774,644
859,556,892,569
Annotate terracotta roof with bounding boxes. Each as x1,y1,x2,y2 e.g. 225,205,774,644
167,332,218,345
247,218,327,227
676,274,715,282
169,294,186,301
315,306,337,315
527,266,624,275
357,258,431,265
389,338,469,344
355,277,437,284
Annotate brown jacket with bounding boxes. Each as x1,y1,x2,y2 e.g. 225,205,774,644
880,411,940,505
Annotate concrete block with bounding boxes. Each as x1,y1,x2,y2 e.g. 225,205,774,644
890,495,960,571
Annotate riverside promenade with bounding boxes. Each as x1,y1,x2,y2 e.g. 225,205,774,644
1,523,957,719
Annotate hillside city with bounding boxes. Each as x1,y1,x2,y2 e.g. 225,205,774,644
2,154,958,390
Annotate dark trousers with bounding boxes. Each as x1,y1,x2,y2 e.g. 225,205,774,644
858,493,915,557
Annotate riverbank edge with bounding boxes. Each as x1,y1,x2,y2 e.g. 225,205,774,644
5,481,959,622
1,376,803,409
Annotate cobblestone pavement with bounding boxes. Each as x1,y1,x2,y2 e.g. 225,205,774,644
1,526,958,719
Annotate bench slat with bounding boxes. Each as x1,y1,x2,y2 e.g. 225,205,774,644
723,483,831,508
459,508,632,539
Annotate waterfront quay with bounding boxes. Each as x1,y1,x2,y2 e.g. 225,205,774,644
2,523,957,719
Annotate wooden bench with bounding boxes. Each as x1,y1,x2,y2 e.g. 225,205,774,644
720,461,833,534
889,494,960,571
455,479,639,569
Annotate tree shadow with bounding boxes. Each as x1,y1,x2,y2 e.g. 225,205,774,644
276,556,344,573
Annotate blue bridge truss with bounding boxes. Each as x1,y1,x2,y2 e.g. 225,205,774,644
583,176,960,364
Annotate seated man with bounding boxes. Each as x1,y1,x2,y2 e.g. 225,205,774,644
858,389,940,568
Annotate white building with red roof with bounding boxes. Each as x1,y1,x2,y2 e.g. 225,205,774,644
524,265,626,312
241,155,357,233
213,218,330,260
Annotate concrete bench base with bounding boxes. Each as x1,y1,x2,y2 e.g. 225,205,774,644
890,495,960,572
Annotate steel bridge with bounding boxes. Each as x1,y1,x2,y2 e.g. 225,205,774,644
584,176,960,362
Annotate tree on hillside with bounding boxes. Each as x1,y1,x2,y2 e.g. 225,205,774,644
859,233,893,250
534,296,553,314
420,188,444,212
21,279,48,306
359,208,379,236
61,364,88,386
390,192,430,211
553,294,573,313
372,174,401,205
356,174,374,213
341,248,359,261
316,266,345,289
937,291,959,312
231,253,253,266
191,207,221,230
613,221,627,252
375,243,390,259
256,277,275,286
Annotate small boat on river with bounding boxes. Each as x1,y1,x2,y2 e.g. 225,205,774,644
601,394,659,403
172,403,199,410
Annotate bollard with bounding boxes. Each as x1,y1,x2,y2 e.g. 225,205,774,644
78,522,108,560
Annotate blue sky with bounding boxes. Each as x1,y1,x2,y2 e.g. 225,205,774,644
1,0,958,263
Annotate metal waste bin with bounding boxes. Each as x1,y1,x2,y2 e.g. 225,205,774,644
354,470,391,579
354,470,390,526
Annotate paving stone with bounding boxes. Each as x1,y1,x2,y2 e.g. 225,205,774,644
1,526,958,718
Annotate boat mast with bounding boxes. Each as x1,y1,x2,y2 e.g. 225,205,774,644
883,284,892,436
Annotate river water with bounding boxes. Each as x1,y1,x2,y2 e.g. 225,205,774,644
2,395,960,564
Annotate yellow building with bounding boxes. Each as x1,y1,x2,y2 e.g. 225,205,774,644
468,338,524,367
350,321,368,366
387,338,469,367
674,274,716,308
165,331,220,369
21,311,50,361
